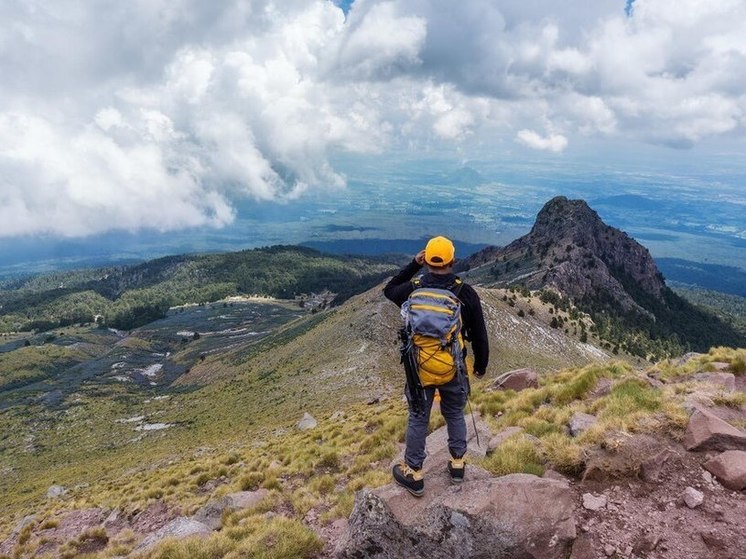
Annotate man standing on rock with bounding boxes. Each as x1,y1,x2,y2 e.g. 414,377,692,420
384,236,489,496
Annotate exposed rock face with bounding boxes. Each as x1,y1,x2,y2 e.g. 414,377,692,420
703,450,746,491
136,517,211,550
336,474,576,559
683,409,746,452
691,372,736,392
461,196,746,351
464,197,665,315
491,368,539,392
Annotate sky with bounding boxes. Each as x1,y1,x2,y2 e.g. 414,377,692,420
1,0,745,239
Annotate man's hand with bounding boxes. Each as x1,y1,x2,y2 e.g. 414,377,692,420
415,249,426,266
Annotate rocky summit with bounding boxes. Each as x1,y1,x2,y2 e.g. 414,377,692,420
462,196,745,355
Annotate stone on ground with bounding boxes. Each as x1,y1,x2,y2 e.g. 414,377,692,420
136,517,211,550
46,485,66,499
569,413,597,437
703,450,746,491
582,493,607,511
683,409,746,452
193,489,270,530
682,486,704,508
336,474,576,559
487,426,524,453
297,412,318,430
491,368,539,392
692,372,736,392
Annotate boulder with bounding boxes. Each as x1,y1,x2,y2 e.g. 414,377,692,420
297,412,318,430
708,362,732,372
692,372,736,392
583,434,666,482
491,368,539,392
569,413,597,437
193,489,270,530
487,427,524,454
46,485,66,499
136,517,211,550
581,493,607,511
683,409,746,452
703,450,746,491
682,486,704,508
336,474,576,559
397,411,491,468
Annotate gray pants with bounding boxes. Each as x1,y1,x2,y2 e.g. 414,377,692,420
404,376,468,470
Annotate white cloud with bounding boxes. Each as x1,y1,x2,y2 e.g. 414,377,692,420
1,0,745,237
516,129,568,152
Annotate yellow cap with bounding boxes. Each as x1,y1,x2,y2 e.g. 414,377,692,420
425,236,455,267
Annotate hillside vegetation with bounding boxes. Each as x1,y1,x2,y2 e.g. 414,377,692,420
1,347,744,558
0,246,400,333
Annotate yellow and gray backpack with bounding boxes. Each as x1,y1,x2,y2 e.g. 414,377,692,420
401,278,465,387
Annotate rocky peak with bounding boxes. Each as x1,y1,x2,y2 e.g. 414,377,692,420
530,196,603,239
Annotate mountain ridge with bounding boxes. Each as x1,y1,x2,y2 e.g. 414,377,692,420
462,196,746,357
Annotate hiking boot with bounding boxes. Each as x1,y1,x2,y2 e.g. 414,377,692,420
448,457,465,483
392,463,424,497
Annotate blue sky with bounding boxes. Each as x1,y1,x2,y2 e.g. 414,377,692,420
0,0,745,241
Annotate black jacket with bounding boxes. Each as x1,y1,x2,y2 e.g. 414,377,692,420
383,259,489,374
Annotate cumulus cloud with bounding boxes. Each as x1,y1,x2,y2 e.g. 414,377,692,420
516,129,568,152
1,0,745,237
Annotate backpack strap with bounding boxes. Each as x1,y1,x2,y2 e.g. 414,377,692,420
449,278,464,299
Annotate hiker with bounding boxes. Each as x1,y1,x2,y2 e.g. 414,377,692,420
383,236,489,496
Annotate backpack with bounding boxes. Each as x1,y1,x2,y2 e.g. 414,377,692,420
401,277,465,387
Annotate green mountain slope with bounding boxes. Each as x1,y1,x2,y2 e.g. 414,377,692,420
0,246,402,333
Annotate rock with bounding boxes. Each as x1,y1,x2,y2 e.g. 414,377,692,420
703,450,746,491
130,500,181,534
709,362,732,372
487,426,524,453
543,469,570,483
12,515,36,536
682,486,704,508
671,352,703,366
582,493,607,511
639,449,671,483
569,413,597,437
336,474,576,559
136,517,211,550
644,375,664,389
491,368,539,392
604,544,616,556
569,533,595,559
329,410,345,421
46,485,66,498
589,378,613,399
192,489,270,530
692,372,736,392
297,412,318,430
632,533,661,554
228,489,270,509
683,409,746,452
583,434,665,482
